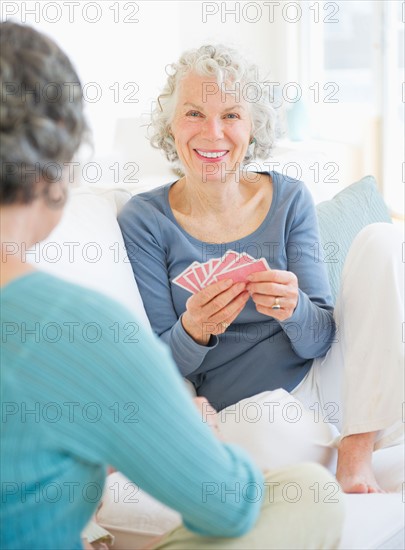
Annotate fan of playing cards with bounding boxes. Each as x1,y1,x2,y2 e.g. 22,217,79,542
172,250,271,294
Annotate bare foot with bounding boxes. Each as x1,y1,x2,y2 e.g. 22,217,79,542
336,460,383,493
336,432,384,494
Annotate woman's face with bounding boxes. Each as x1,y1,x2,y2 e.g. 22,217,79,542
170,72,252,183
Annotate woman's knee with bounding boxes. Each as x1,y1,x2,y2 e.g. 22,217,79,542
155,465,345,550
218,392,337,471
261,463,345,549
342,222,403,290
264,462,342,502
347,222,401,262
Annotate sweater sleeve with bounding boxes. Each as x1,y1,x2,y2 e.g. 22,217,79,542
39,289,263,538
118,196,217,376
278,183,336,359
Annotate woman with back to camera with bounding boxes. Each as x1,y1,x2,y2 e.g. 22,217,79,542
0,22,345,550
118,44,404,495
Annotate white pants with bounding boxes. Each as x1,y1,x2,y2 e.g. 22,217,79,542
216,223,405,492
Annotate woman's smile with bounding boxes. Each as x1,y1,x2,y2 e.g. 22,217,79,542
194,149,229,161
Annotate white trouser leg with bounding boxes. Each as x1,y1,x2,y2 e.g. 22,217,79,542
309,222,405,448
217,223,404,491
216,389,339,472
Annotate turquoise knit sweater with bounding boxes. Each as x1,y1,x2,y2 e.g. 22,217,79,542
1,272,263,549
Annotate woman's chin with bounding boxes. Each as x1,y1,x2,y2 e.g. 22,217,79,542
191,163,241,184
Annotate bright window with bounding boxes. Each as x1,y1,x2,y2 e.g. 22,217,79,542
300,0,404,216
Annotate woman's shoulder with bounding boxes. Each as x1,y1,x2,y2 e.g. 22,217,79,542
122,181,174,210
2,271,132,322
118,181,175,227
270,170,314,206
270,170,306,191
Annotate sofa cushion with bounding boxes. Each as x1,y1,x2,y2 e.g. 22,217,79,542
27,187,151,330
339,493,404,550
316,175,392,303
97,472,181,550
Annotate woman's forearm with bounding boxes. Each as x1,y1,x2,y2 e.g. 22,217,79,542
279,289,336,359
159,316,218,376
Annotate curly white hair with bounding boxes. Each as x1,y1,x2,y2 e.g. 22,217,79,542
149,44,277,175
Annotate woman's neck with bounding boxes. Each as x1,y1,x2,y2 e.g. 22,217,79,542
173,172,249,217
0,205,39,287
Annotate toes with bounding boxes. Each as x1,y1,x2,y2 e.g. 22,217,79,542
367,488,383,494
346,481,368,494
336,475,382,494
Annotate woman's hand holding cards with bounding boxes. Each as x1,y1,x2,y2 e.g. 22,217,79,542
181,279,250,345
246,269,299,321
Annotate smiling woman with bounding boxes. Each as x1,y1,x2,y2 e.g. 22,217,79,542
118,43,405,497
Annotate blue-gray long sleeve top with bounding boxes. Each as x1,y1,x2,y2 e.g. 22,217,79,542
118,171,336,411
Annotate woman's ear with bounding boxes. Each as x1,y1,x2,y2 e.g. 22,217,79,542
41,179,68,209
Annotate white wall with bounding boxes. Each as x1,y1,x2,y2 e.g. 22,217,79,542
1,1,184,155
2,0,291,157
3,1,400,213
176,1,291,81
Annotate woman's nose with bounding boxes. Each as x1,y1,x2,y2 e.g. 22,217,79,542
201,117,224,140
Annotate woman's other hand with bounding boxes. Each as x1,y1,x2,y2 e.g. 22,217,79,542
182,279,249,345
246,269,299,321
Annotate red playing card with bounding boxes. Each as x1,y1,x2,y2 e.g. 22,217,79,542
207,258,221,274
203,251,239,286
172,274,198,294
213,258,271,284
185,269,201,291
221,252,255,272
201,260,212,277
172,261,201,293
192,264,207,289
198,259,220,288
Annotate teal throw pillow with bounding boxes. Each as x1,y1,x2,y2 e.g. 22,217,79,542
315,175,392,304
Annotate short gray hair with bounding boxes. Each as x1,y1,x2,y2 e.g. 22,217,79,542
149,44,277,174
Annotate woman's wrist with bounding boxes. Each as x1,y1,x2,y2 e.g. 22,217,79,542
181,312,211,346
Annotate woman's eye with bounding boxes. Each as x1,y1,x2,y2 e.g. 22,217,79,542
186,111,202,117
224,113,239,119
